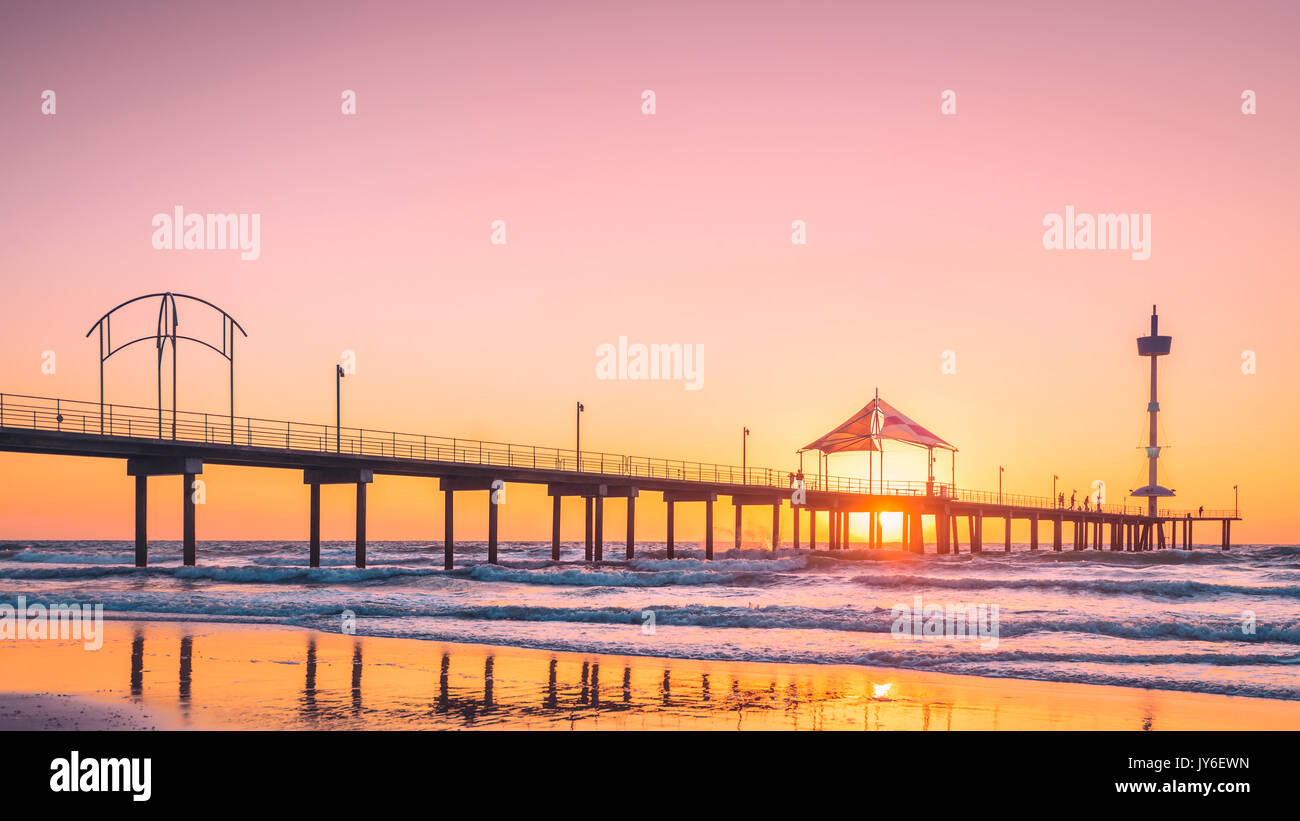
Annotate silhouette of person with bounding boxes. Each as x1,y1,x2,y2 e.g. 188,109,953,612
1058,492,1065,509
1069,491,1076,510
1198,505,1204,517
1083,496,1090,512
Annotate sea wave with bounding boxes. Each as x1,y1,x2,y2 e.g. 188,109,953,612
847,572,1300,599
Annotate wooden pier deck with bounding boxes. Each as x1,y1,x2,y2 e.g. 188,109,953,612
0,393,1241,568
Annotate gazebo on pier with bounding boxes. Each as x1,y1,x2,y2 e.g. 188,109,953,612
799,389,957,497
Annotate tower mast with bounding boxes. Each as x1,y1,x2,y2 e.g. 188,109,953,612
1134,305,1174,516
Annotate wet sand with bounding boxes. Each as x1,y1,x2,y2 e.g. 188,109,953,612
2,619,1298,730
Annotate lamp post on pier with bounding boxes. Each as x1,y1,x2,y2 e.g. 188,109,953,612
575,401,585,471
742,427,750,483
335,364,345,453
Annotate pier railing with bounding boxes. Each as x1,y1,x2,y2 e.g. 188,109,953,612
0,392,1237,520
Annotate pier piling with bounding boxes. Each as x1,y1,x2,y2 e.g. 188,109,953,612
626,496,636,560
309,483,321,567
705,499,714,559
666,500,675,558
134,474,147,568
551,495,561,561
444,489,455,569
355,482,367,568
593,496,603,562
182,471,196,566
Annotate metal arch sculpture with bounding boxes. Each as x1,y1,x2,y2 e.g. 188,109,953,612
85,292,247,442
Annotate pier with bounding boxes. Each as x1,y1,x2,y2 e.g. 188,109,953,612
0,296,1239,567
0,392,1238,567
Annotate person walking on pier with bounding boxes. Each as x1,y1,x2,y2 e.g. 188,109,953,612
1083,496,1090,513
1198,505,1204,517
1058,491,1065,509
1069,490,1076,510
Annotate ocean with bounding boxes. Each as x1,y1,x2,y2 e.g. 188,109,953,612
2,540,1298,701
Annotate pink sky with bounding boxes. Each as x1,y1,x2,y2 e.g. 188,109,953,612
1,1,1297,542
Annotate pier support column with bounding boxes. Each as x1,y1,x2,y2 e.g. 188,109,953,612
626,496,636,560
1030,515,1039,551
810,510,817,549
355,482,367,568
593,496,604,562
734,504,742,550
793,507,800,549
309,483,321,568
666,501,675,559
771,503,780,552
551,495,562,561
843,511,850,550
302,468,373,569
900,513,908,551
875,515,881,549
1004,514,1012,552
182,472,196,567
445,489,455,569
1052,518,1062,552
705,499,714,560
952,515,961,553
1222,520,1230,551
937,512,950,554
584,497,594,561
972,515,983,554
488,491,500,564
134,475,148,568
129,457,205,569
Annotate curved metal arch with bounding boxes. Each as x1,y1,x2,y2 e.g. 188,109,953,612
98,333,237,361
85,292,248,339
87,292,248,441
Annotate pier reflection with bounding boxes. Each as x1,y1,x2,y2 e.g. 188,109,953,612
102,622,1204,730
178,634,193,720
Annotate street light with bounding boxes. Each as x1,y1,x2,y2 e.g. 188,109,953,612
742,426,750,482
999,466,1005,504
1234,484,1239,517
575,401,585,471
1053,474,1059,508
335,364,345,453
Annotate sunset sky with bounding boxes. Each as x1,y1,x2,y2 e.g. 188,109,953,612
1,0,1296,543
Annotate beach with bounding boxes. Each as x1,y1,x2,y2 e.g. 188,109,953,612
3,619,1298,730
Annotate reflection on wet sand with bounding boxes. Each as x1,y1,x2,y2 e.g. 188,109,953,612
113,624,974,730
21,620,1300,730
